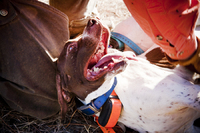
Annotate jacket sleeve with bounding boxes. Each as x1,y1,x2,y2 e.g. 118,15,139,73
123,0,200,60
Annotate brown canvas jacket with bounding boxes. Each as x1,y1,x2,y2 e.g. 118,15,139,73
0,0,69,119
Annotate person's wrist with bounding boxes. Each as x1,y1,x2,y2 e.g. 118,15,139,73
166,37,200,74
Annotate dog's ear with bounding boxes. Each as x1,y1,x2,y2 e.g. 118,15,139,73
145,47,176,69
59,73,68,91
56,73,72,118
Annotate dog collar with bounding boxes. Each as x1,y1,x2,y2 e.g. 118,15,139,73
97,90,122,128
111,32,144,55
77,77,117,115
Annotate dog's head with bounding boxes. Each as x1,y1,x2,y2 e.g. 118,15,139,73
56,18,135,116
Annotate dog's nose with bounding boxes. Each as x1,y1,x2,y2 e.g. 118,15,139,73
87,19,97,27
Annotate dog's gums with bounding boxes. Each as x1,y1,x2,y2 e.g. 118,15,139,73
84,27,110,81
87,28,108,70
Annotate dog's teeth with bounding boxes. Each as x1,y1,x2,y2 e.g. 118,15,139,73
121,56,126,59
112,57,121,63
104,66,108,69
93,67,100,73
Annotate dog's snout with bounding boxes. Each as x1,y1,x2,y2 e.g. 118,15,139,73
87,19,97,27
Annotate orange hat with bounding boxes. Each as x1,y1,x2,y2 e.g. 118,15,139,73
123,0,200,60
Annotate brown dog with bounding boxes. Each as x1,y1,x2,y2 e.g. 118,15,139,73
56,18,112,117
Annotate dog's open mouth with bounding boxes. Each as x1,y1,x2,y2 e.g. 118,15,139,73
84,24,134,81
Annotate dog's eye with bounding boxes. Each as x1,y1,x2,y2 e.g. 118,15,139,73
69,45,74,51
67,43,77,54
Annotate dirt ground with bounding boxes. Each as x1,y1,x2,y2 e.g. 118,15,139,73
96,0,131,29
0,0,133,133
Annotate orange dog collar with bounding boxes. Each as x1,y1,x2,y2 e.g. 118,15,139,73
95,90,122,133
98,90,122,127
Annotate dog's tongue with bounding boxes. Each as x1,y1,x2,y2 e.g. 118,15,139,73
95,51,137,68
86,55,122,81
94,55,125,68
86,51,137,81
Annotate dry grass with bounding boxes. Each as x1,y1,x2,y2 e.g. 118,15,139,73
0,100,101,133
0,100,138,133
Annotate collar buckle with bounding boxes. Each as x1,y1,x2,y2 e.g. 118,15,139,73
77,100,100,116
